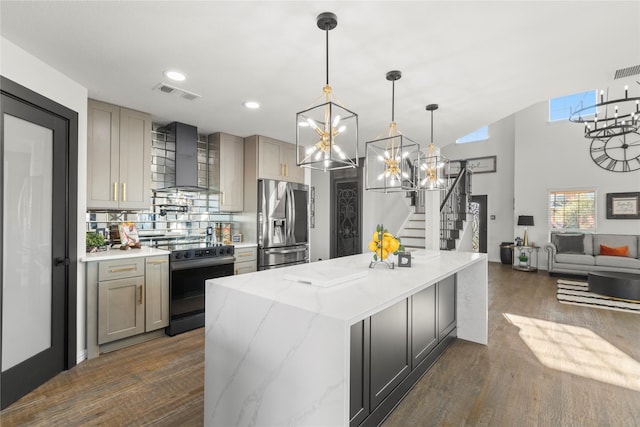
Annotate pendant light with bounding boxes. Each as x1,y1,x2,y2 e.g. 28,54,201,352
420,104,448,190
365,70,420,193
296,12,359,172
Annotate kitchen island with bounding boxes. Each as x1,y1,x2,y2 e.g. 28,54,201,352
204,250,487,426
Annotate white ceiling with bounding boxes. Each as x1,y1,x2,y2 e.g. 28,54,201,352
2,1,640,153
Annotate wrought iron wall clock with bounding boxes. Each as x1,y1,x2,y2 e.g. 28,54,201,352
589,132,640,172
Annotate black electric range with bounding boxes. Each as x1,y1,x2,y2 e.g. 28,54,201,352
156,242,235,336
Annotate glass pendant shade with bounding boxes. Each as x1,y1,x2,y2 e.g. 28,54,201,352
365,70,420,193
296,12,358,172
420,143,448,190
296,99,358,171
419,104,448,191
365,131,420,192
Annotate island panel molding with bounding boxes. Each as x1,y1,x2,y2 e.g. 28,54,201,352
204,251,488,426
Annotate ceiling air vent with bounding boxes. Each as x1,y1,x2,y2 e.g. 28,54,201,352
153,82,202,101
158,84,176,94
181,92,200,101
614,64,640,79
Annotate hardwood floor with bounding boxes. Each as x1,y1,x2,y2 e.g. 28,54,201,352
2,262,639,426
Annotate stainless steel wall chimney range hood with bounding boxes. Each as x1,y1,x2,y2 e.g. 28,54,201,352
160,121,209,192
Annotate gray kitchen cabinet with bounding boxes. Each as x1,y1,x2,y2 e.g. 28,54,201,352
234,246,257,275
145,256,170,331
87,254,170,358
97,258,146,344
281,142,305,183
87,99,152,210
350,319,370,427
411,284,437,367
245,135,305,184
438,274,457,340
350,273,457,426
208,132,244,212
369,298,410,410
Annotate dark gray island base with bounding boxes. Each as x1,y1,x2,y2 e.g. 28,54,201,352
588,271,640,301
205,252,488,426
350,275,457,426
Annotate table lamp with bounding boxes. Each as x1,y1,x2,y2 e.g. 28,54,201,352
517,215,534,246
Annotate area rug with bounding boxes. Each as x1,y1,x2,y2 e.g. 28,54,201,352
557,280,640,314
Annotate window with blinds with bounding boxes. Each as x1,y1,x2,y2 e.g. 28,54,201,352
548,190,596,231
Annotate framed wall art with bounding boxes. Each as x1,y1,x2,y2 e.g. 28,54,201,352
449,155,497,175
606,192,640,219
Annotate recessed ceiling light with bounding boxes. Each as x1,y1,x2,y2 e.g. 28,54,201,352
243,101,261,109
165,70,186,81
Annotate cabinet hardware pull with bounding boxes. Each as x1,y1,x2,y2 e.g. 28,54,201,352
113,182,118,201
237,253,253,257
147,260,168,265
285,163,288,176
281,163,284,176
235,269,238,275
109,266,137,273
138,285,143,305
122,182,127,202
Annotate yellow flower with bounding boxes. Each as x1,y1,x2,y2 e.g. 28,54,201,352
369,224,404,260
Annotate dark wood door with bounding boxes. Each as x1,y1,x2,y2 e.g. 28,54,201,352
1,77,77,409
470,195,488,253
330,164,363,258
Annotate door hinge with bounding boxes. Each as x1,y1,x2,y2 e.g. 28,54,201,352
54,257,70,266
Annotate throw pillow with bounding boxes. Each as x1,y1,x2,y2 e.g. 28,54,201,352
599,244,630,257
556,234,585,254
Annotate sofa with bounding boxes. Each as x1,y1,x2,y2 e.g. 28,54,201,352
544,233,640,276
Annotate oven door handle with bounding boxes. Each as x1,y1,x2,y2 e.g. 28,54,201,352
263,247,307,255
170,256,235,271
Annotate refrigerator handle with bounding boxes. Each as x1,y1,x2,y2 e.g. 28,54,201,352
286,184,295,243
258,180,267,247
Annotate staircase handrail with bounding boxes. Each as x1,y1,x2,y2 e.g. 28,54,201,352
440,160,468,211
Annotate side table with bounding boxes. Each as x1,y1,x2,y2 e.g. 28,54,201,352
511,245,540,272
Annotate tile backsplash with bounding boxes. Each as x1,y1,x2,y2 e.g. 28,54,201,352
86,125,238,246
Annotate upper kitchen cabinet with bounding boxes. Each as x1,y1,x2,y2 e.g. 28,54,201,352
87,99,152,210
208,132,244,212
244,135,304,184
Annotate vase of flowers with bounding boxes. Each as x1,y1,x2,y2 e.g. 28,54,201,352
368,224,404,269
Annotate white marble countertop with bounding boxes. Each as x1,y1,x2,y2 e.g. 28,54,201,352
79,246,170,262
232,242,258,248
205,250,487,426
208,250,485,324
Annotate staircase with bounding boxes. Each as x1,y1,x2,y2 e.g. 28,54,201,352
399,212,426,250
398,161,471,251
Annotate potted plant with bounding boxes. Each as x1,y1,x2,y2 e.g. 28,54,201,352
518,252,529,266
86,232,105,253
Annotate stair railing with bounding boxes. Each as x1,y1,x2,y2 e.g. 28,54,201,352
439,160,471,250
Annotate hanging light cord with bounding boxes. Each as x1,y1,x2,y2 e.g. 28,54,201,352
325,28,329,86
430,110,434,143
391,79,395,122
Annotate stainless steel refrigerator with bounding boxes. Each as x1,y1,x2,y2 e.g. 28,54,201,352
257,179,309,270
